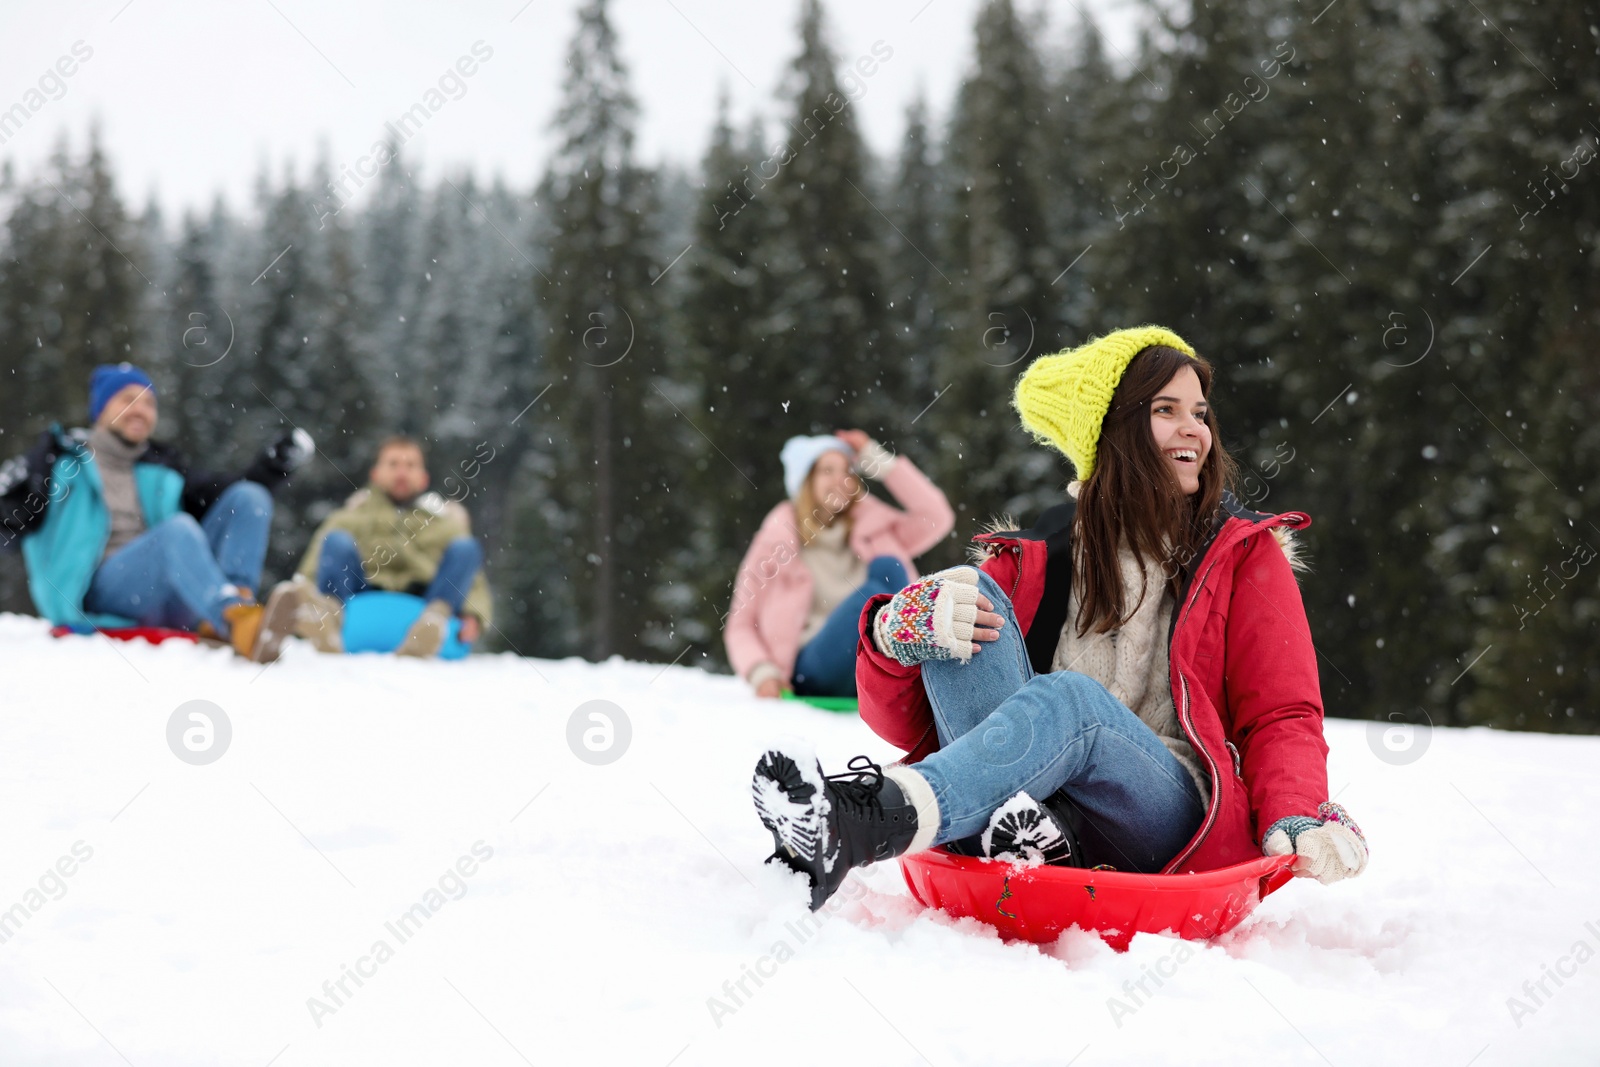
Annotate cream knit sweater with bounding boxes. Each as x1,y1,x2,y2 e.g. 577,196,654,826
1051,541,1211,809
798,520,868,645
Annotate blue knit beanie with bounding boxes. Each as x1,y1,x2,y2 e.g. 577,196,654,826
89,363,156,423
780,435,854,500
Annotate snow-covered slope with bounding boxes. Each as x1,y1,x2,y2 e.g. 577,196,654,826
0,613,1595,1066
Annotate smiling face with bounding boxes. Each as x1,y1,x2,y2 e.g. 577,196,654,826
807,450,861,518
371,442,429,503
96,383,158,444
1149,364,1212,496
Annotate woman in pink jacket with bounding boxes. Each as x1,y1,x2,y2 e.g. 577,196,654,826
724,429,954,699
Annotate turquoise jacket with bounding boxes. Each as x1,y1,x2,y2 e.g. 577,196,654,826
1,424,290,626
23,429,183,626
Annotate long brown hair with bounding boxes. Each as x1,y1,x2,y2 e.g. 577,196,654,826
793,462,863,545
1071,345,1239,636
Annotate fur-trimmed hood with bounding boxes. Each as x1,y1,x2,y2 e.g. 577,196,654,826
1268,523,1308,574
965,496,1310,579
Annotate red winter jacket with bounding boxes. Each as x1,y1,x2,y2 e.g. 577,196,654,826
854,492,1331,874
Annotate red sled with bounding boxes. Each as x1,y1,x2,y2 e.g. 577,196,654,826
50,624,200,645
900,848,1297,952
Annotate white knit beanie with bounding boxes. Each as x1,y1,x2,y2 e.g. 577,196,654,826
780,435,853,500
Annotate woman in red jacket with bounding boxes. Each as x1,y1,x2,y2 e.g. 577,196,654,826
751,326,1368,911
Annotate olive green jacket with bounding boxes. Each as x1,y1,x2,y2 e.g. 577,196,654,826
296,485,493,625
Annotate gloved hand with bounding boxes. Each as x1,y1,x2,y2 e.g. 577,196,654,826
265,428,315,472
1263,801,1368,884
853,438,897,481
872,566,981,666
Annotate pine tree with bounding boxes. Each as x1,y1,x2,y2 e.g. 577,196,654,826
764,0,892,438
351,144,423,432
1432,0,1600,731
455,178,547,654
1039,12,1123,341
676,99,784,662
45,131,148,424
932,0,1059,530
537,0,676,660
410,175,479,441
0,159,67,615
159,207,238,455
239,163,379,580
1285,0,1471,730
884,94,949,467
0,163,66,440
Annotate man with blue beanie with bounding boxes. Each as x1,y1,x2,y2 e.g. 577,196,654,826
0,362,314,660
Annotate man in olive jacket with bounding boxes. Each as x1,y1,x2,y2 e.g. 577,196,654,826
267,435,491,658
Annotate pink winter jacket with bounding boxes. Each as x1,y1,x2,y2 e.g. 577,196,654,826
724,454,954,688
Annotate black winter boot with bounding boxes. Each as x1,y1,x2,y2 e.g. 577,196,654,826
980,790,1081,866
752,748,920,911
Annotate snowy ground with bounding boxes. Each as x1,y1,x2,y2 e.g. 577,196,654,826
0,612,1596,1067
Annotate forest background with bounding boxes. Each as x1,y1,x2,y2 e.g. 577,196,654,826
2,0,1596,734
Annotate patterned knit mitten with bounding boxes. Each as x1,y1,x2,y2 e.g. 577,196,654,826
1262,801,1368,884
872,566,981,666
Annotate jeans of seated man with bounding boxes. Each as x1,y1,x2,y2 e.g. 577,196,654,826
316,530,483,616
82,480,272,632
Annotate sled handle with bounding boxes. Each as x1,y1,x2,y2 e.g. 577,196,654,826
1258,855,1298,900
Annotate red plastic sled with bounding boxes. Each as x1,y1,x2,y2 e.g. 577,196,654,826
900,849,1297,951
50,624,200,645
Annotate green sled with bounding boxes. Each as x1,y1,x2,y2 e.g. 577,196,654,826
780,691,859,714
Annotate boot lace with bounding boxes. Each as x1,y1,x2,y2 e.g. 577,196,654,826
826,756,890,821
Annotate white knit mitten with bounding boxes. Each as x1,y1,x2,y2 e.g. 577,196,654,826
1262,802,1368,884
872,566,981,665
854,439,898,480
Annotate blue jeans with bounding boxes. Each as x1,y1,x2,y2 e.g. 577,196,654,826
911,570,1206,872
316,530,483,614
82,481,272,633
792,556,909,698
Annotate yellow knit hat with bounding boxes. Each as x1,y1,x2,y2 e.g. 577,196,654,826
1013,325,1197,481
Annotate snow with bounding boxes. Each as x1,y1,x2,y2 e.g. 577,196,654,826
1,612,1597,1066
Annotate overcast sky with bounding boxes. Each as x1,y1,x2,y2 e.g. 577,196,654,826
0,0,1141,218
